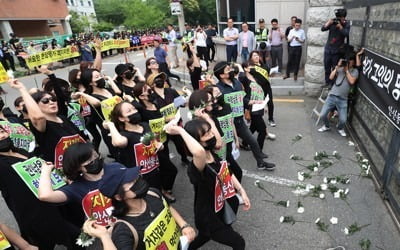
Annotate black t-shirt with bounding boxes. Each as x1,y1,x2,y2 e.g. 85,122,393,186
111,190,165,250
117,123,151,168
205,29,217,46
140,108,162,122
187,159,238,235
29,115,86,162
90,88,116,124
152,88,180,109
0,153,73,247
190,66,202,90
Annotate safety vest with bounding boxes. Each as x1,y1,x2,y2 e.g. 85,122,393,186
183,29,193,43
256,28,268,41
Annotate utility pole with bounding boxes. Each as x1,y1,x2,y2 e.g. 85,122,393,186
171,0,185,34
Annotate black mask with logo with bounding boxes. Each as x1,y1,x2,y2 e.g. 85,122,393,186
130,176,149,199
128,112,142,124
0,137,13,152
85,157,104,175
95,78,106,89
203,136,217,151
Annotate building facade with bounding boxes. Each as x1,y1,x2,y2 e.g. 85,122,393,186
66,0,97,23
0,0,71,40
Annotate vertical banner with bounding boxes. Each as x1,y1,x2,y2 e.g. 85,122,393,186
101,96,123,121
224,91,245,117
133,141,160,174
160,103,178,121
213,161,236,212
149,117,167,143
359,49,400,131
12,157,66,198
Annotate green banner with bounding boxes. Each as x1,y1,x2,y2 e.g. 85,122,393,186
12,157,66,198
68,102,86,132
224,91,245,118
0,121,35,152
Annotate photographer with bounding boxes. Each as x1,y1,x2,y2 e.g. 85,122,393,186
318,54,358,137
321,8,351,87
195,26,209,67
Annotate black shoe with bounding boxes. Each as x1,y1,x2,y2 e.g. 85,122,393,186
240,143,251,151
257,162,276,171
261,153,269,159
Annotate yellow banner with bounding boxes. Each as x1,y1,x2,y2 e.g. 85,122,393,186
100,39,130,52
26,46,80,68
143,200,181,250
0,64,8,84
160,103,177,121
0,230,11,250
149,117,167,143
100,96,123,121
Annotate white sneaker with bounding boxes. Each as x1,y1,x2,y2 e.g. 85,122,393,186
318,125,330,132
267,133,276,140
338,129,347,137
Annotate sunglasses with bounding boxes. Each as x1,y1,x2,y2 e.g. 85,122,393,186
149,61,158,65
40,96,57,104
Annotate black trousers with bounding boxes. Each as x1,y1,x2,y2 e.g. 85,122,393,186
2,53,16,71
188,225,245,250
207,43,215,61
158,143,178,191
159,62,181,81
226,141,243,182
234,117,264,165
249,114,267,150
286,46,302,76
197,46,209,67
226,45,237,62
264,83,274,122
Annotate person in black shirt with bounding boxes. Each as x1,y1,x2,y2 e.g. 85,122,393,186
186,45,202,90
205,24,217,62
321,9,350,86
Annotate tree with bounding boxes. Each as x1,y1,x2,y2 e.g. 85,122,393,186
70,11,91,33
123,0,166,30
183,0,216,25
92,21,114,32
94,0,126,26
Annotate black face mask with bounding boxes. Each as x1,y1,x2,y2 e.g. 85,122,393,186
154,79,164,88
147,89,155,102
216,95,225,106
228,71,235,81
85,157,104,175
0,99,4,111
130,176,149,199
124,71,134,80
0,137,13,152
128,112,142,124
211,103,219,111
95,78,106,88
203,136,217,151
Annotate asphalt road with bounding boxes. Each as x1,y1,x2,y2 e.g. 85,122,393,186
1,49,399,250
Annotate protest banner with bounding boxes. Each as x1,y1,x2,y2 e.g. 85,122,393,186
143,199,181,250
82,189,116,226
160,103,178,121
101,96,123,121
224,91,245,117
12,157,66,198
68,102,86,131
149,117,167,143
54,134,86,169
100,39,130,52
214,161,236,212
199,79,210,90
0,230,11,250
134,140,160,175
79,96,91,117
26,46,80,68
0,121,35,152
0,64,8,84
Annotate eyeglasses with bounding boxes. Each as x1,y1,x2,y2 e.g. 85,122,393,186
40,96,57,104
150,61,158,65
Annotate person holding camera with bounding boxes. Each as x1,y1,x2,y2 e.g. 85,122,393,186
321,8,351,87
268,18,285,73
318,54,358,137
195,26,209,67
284,19,305,81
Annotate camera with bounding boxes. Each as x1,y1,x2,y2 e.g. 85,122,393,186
341,59,348,67
333,8,347,25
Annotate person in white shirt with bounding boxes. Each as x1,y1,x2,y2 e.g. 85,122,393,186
167,24,179,68
284,19,305,81
223,18,239,62
238,22,256,63
194,26,209,67
268,18,285,73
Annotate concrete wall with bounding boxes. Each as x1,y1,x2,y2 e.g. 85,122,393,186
10,20,53,37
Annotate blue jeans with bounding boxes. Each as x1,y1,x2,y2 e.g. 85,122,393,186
320,94,348,130
241,47,249,62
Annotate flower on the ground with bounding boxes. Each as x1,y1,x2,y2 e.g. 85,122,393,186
305,184,315,191
279,216,296,225
344,188,349,195
344,227,349,235
359,239,371,250
276,200,290,208
297,201,304,213
315,218,329,232
320,184,328,190
348,141,355,146
332,151,341,159
319,193,325,199
330,217,338,224
314,151,329,161
290,154,303,160
330,179,337,184
313,167,319,172
323,177,328,183
254,180,274,198
345,222,370,236
334,191,341,199
298,172,305,181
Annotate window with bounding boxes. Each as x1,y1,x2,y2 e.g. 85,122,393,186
88,1,91,7
66,0,69,6
71,0,75,6
80,0,84,6
217,0,255,33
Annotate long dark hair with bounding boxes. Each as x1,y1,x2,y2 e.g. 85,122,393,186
80,68,98,94
110,101,130,131
144,57,159,78
111,185,130,217
62,142,94,181
184,118,211,142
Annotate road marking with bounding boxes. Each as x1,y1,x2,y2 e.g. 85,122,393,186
273,98,304,103
242,170,310,195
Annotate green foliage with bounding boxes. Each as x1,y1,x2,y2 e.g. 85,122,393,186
123,0,166,29
94,0,126,26
92,21,114,32
70,11,91,33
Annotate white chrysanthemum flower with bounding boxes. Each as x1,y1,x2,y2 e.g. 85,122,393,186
344,188,349,195
313,167,319,172
345,178,350,184
298,172,304,181
280,216,284,223
255,180,260,185
344,227,349,235
365,166,370,175
330,217,338,224
289,154,295,159
82,238,95,247
297,206,305,213
297,134,302,138
320,184,328,190
286,200,290,208
319,193,325,199
362,159,369,163
315,152,318,156
333,150,338,156
315,218,320,224
348,141,355,146
317,162,321,167
361,164,368,169
334,191,340,198
305,184,314,191
330,179,337,184
323,177,328,183
76,239,83,245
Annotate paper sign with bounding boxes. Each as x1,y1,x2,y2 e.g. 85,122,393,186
214,161,236,212
82,189,116,226
54,134,86,169
149,117,167,143
68,102,86,131
216,114,234,143
173,95,186,108
143,199,181,250
12,157,66,198
252,94,270,112
0,230,11,250
134,141,160,174
0,121,35,152
199,79,209,90
160,103,178,121
101,96,123,121
231,142,240,160
79,96,91,117
0,64,8,84
224,91,245,117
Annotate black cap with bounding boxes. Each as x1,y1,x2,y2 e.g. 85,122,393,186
115,64,130,76
99,166,140,198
